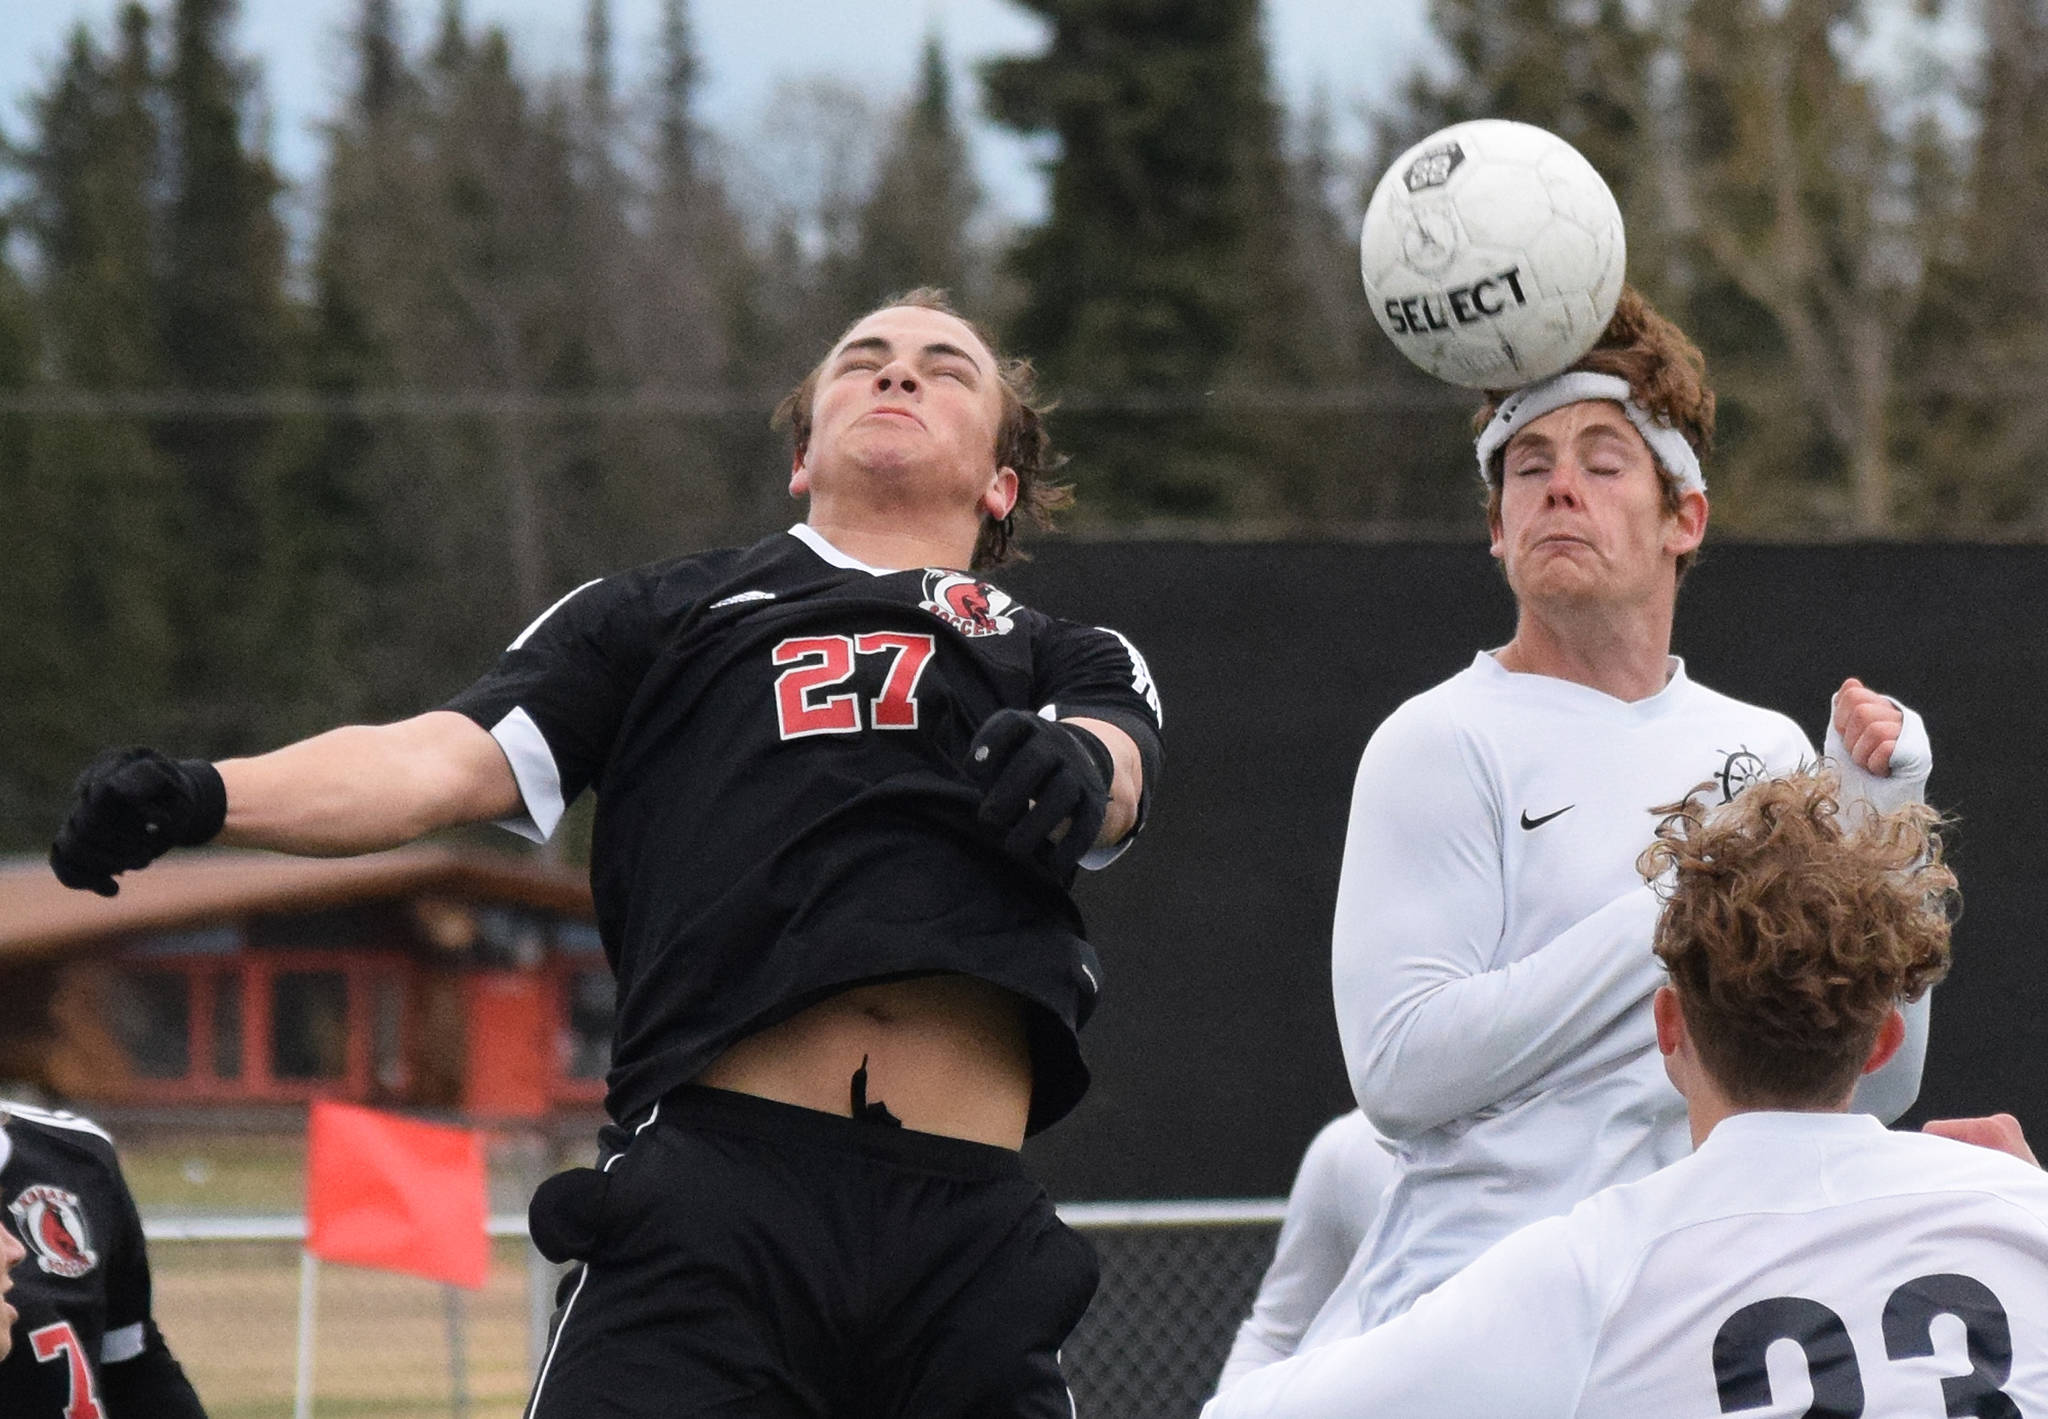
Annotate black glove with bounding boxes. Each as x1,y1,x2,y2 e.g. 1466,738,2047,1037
965,709,1115,876
50,748,227,897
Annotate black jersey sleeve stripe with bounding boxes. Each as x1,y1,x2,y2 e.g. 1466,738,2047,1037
487,705,568,842
508,577,604,651
1096,626,1162,727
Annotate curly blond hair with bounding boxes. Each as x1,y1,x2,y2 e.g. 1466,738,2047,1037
773,288,1072,570
1476,285,1715,580
1638,768,1955,1108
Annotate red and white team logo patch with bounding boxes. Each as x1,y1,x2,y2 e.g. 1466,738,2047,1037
10,1184,98,1279
920,571,1017,637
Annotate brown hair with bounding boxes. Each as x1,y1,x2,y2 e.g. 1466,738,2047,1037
1476,285,1715,581
772,288,1072,569
1638,769,1955,1109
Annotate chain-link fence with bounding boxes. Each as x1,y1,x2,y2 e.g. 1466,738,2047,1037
1060,1202,1284,1418
147,1202,1284,1419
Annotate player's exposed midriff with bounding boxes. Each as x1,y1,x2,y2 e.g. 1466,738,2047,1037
692,973,1034,1149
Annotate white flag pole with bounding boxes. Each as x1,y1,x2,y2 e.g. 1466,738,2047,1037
293,1249,320,1419
446,1283,471,1419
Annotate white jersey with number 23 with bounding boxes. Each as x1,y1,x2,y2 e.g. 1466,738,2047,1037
1206,1111,2048,1419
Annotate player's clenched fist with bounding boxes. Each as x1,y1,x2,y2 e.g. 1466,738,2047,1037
50,747,227,896
1831,678,1907,774
965,709,1113,876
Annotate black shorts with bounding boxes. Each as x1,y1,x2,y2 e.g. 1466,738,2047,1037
524,1086,1099,1419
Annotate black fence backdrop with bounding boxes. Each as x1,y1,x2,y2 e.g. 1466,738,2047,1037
999,540,2048,1200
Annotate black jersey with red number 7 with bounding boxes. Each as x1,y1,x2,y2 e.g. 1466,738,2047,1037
444,526,1163,1135
1,1104,208,1419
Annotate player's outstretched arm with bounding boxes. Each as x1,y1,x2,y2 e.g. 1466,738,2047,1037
51,712,520,894
215,712,521,855
1333,707,1668,1139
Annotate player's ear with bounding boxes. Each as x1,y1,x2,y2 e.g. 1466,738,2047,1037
1653,986,1685,1059
1665,487,1707,558
1861,1007,1907,1077
1654,986,1701,1101
981,467,1018,523
790,450,811,499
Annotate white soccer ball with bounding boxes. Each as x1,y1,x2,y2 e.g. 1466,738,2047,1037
1359,119,1625,390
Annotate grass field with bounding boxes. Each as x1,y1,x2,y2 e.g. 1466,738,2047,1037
126,1131,559,1417
155,1236,543,1418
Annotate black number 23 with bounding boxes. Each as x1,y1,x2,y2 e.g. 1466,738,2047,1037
1713,1273,2019,1418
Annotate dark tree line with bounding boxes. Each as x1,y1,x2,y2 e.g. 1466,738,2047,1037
2,0,2043,846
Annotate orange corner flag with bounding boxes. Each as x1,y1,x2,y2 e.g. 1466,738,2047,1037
305,1100,489,1289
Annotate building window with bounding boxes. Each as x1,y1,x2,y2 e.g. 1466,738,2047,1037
372,975,405,1094
212,977,243,1080
271,971,349,1080
108,971,191,1079
563,969,614,1081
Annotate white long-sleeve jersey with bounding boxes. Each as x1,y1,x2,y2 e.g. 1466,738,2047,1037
1206,1113,2048,1419
1215,1111,1396,1391
1322,652,1930,1338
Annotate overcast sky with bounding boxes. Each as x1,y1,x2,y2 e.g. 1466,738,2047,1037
0,0,1440,226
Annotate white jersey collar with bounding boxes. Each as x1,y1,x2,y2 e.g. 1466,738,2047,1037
1475,649,1690,711
788,522,899,577
1701,1110,1887,1150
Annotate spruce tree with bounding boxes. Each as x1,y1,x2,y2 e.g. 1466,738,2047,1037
1671,0,1911,533
23,11,163,390
358,0,401,118
154,0,310,750
1896,0,2048,532
289,0,423,723
655,0,701,192
841,35,980,317
985,0,1309,519
650,0,799,538
2,11,178,841
583,0,615,132
639,0,773,543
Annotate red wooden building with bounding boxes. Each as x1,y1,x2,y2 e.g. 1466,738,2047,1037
0,848,608,1122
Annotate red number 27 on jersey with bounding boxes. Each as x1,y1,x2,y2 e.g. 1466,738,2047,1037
773,633,936,740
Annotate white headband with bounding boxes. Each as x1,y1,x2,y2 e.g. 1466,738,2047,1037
1473,370,1704,494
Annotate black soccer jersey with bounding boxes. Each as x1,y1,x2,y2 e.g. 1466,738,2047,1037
1,1104,207,1419
446,525,1163,1134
